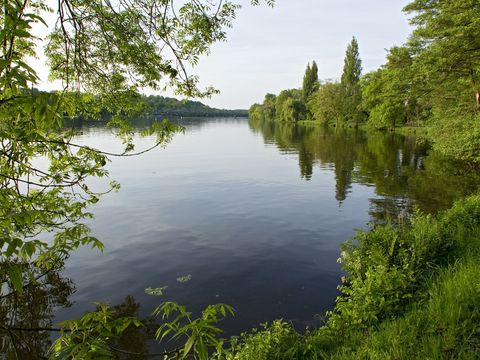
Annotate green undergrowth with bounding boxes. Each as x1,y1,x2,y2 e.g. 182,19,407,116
224,194,480,359
392,125,429,136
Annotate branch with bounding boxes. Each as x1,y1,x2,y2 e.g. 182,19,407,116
0,326,67,332
0,173,84,188
31,138,166,157
109,345,183,358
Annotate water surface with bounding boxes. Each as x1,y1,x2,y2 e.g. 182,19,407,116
52,117,479,340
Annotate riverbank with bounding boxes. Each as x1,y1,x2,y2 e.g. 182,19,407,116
224,193,480,359
298,119,430,135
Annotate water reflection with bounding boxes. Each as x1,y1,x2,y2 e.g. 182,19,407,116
249,117,480,223
0,263,74,359
0,263,157,360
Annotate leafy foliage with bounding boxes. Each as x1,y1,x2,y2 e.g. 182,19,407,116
257,38,365,127
249,89,306,123
155,302,234,360
308,82,346,126
340,37,362,123
360,0,480,159
360,45,424,130
400,0,480,161
251,2,480,162
49,287,235,359
340,38,362,96
224,320,308,360
46,0,274,97
50,303,143,359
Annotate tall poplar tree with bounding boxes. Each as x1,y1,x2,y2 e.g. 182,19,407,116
341,37,363,122
302,61,320,101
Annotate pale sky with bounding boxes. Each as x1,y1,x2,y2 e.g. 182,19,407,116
33,0,413,110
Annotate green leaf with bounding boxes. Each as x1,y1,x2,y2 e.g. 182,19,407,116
183,334,196,356
8,265,23,294
177,274,192,283
145,286,168,296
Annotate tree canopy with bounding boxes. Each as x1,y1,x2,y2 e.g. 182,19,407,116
404,0,480,111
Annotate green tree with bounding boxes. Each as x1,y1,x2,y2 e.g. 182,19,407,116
341,37,363,123
308,82,346,126
302,61,319,102
404,0,480,112
275,89,304,121
402,0,480,161
248,93,277,124
360,47,421,129
262,93,277,119
280,97,305,122
249,103,266,123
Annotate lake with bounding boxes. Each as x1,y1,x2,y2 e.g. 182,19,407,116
50,117,479,348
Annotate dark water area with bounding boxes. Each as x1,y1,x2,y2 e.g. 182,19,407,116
30,117,480,353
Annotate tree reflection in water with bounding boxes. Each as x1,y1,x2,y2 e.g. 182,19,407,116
248,117,480,224
1,262,74,359
0,263,156,359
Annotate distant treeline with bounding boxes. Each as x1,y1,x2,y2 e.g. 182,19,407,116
143,95,247,117
30,89,247,120
250,2,480,163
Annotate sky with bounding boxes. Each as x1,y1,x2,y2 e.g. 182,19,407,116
32,0,413,110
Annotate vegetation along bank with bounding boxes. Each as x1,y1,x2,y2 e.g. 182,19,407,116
250,1,480,163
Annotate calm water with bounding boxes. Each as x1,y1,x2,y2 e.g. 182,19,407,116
50,117,479,342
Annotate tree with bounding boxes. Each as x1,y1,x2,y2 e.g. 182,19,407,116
262,93,277,119
280,97,305,122
341,37,363,123
302,61,319,102
308,82,346,126
401,0,480,162
341,37,362,95
360,46,421,129
0,0,274,357
275,88,304,121
404,0,480,112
